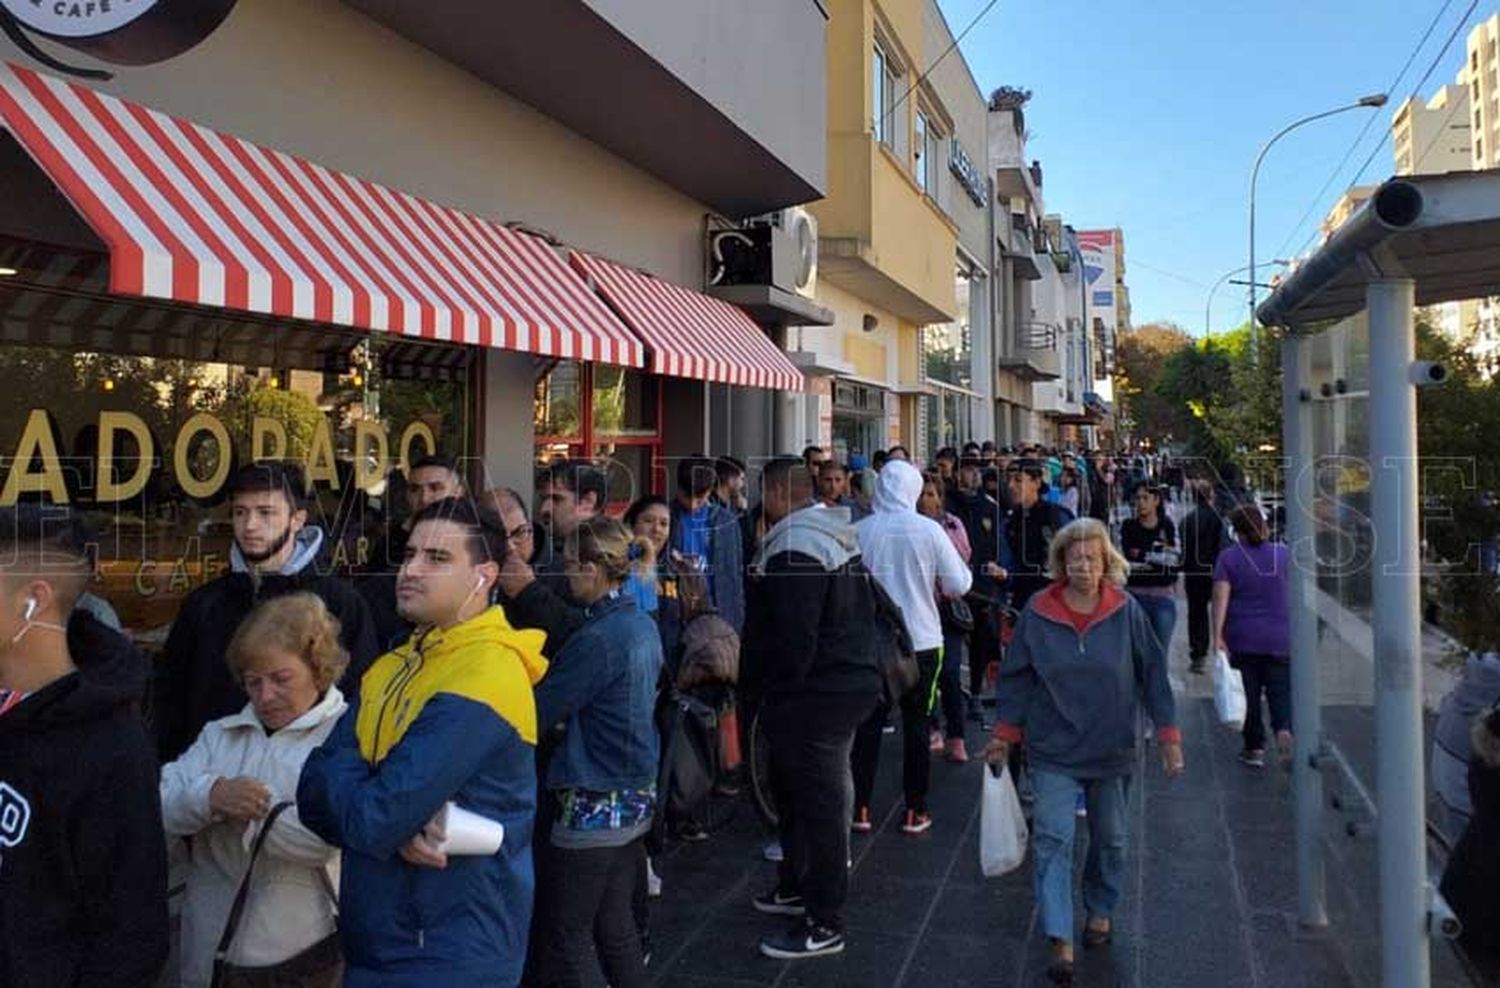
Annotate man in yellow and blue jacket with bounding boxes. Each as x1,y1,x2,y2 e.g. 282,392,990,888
299,498,547,987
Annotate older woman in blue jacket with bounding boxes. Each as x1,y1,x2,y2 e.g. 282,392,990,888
984,517,1184,986
528,517,664,988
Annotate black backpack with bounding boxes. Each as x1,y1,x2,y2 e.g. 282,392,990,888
852,557,918,706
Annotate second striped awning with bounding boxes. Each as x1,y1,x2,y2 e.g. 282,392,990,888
570,250,804,392
0,62,643,367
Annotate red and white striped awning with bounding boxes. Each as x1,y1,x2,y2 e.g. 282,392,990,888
570,251,803,392
0,63,643,367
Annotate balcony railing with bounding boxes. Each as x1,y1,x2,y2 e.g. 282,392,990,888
1017,320,1058,350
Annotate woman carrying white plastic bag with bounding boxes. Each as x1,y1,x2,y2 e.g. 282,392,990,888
1211,505,1293,768
983,519,1183,986
979,762,1028,877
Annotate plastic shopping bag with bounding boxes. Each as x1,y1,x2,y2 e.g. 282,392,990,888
979,763,1028,877
1212,649,1247,729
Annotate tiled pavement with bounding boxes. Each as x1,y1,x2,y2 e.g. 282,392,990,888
630,599,1479,988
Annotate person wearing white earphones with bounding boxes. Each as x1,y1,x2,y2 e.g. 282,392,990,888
0,504,168,987
298,496,548,987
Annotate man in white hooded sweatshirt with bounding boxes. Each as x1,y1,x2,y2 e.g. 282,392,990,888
852,460,972,834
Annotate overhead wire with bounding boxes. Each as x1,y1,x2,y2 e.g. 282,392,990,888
881,0,1002,129
1271,0,1457,261
1344,0,1481,190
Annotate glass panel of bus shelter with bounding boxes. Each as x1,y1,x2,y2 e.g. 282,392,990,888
1306,313,1375,708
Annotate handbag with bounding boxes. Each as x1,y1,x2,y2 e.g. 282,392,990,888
939,594,975,634
211,802,343,988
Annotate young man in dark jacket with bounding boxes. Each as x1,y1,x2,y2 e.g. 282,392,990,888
0,505,167,987
153,461,380,762
947,456,1008,718
741,458,881,961
1180,481,1227,673
1002,458,1075,615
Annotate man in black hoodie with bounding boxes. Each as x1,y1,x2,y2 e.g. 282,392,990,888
0,504,167,987
741,458,881,961
153,461,379,761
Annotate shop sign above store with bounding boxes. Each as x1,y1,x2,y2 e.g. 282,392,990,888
0,0,236,70
0,407,438,506
2,0,160,38
948,138,988,208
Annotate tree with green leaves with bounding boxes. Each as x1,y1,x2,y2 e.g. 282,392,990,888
1114,322,1195,447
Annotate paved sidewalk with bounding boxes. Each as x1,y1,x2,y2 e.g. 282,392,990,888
631,595,1475,987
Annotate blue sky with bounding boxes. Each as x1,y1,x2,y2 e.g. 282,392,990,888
937,0,1491,335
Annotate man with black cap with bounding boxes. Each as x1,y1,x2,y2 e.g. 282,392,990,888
947,455,1008,720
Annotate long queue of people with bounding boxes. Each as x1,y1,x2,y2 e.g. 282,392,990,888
1,439,1310,988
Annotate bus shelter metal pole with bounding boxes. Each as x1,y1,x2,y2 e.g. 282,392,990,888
1366,277,1430,988
1282,331,1328,928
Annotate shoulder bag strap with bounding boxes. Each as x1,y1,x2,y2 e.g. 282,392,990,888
212,800,295,971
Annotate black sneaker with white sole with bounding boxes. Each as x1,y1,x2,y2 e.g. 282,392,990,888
759,918,846,959
752,888,806,916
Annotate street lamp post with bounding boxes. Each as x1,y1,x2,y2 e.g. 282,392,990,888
1206,260,1289,336
1248,94,1389,345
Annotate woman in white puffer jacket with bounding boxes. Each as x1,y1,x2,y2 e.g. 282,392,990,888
160,592,349,987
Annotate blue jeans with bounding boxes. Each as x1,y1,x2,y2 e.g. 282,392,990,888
1130,591,1178,657
1031,770,1132,943
938,630,966,738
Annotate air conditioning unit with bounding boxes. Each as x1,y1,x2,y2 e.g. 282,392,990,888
707,207,818,299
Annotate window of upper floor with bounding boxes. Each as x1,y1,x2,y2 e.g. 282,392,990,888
873,43,901,150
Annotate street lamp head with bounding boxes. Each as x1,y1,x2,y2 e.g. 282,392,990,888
1358,93,1389,108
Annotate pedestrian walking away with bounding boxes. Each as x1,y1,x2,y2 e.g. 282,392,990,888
985,518,1183,986
851,460,972,836
1180,480,1227,674
1212,505,1292,769
739,457,882,961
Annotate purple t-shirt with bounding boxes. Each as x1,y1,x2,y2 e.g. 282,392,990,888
1213,541,1290,657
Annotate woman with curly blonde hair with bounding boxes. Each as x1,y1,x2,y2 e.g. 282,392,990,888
984,518,1183,985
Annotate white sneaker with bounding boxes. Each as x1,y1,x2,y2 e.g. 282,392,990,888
646,857,662,898
763,840,784,863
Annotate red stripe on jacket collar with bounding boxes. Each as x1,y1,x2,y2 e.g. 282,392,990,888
1030,581,1129,637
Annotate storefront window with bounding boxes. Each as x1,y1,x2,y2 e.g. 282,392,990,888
534,361,583,439
592,366,659,437
832,379,886,464
534,362,663,506
0,334,471,642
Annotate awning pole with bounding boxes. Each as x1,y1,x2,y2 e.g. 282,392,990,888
1282,331,1328,928
1367,276,1430,988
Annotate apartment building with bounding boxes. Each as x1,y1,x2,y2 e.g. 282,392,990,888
1465,13,1500,169
790,0,960,460
1393,84,1473,174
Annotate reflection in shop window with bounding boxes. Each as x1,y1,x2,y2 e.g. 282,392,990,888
0,335,470,647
